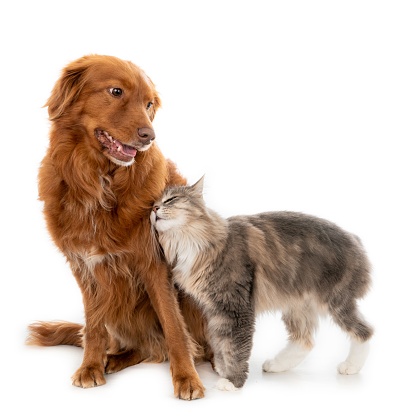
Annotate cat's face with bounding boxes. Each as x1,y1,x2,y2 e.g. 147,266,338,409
151,177,205,233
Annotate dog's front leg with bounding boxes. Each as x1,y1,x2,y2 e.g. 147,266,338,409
144,262,205,400
72,324,108,387
71,270,108,388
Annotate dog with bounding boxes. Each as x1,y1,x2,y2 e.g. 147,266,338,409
27,55,209,400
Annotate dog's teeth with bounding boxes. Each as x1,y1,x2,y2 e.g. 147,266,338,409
104,131,113,141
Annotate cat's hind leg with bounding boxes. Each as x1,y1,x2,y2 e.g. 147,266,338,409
337,338,370,375
262,341,312,373
329,299,373,375
263,303,318,373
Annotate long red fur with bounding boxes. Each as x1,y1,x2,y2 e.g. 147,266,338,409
27,55,209,400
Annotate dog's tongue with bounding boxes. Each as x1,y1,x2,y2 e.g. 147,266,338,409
110,138,137,159
118,141,137,157
96,130,137,162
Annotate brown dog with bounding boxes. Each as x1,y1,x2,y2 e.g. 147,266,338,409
27,55,209,400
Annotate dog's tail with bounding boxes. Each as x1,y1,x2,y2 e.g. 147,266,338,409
26,321,83,347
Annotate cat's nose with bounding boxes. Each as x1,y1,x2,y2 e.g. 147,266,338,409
152,205,159,213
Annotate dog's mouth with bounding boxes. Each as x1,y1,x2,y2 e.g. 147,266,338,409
95,129,137,165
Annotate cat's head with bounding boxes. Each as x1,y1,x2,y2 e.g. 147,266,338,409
151,176,206,234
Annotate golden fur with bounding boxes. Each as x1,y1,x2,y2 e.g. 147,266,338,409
27,55,209,399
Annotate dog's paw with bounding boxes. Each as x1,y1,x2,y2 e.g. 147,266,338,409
173,374,205,400
72,365,106,388
105,350,142,374
215,378,238,391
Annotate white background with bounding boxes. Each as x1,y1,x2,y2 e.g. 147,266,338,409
1,1,415,414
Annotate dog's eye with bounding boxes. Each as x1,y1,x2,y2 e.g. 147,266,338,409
109,88,123,97
146,102,153,110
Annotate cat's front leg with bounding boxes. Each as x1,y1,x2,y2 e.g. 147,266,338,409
210,348,241,391
208,311,255,390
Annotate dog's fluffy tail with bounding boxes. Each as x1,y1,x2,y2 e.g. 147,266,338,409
26,321,83,347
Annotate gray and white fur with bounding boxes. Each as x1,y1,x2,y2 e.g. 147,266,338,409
151,178,373,390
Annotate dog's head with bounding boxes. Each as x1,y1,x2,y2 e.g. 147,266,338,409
46,55,161,167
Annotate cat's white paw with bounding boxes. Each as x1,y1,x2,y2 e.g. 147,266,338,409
263,342,311,373
215,378,238,391
337,361,360,375
262,358,290,373
338,339,369,375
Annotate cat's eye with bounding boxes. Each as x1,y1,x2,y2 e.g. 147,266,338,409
163,196,178,205
109,87,123,97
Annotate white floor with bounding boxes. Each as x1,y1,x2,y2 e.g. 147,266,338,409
6,287,414,416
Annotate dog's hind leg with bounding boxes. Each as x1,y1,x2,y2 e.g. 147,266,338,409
105,349,145,374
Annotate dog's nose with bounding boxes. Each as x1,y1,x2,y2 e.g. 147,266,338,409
138,127,155,145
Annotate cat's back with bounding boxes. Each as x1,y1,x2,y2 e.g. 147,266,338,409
228,210,362,250
227,211,370,314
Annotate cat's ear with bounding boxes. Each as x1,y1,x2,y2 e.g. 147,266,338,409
190,175,205,196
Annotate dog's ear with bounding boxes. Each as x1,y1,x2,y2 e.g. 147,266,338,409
146,76,162,121
45,57,90,121
149,91,161,121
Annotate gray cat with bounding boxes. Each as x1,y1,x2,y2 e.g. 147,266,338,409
151,178,373,390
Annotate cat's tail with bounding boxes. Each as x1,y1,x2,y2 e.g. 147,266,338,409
26,321,83,347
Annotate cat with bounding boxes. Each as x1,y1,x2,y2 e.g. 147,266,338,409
150,177,373,391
